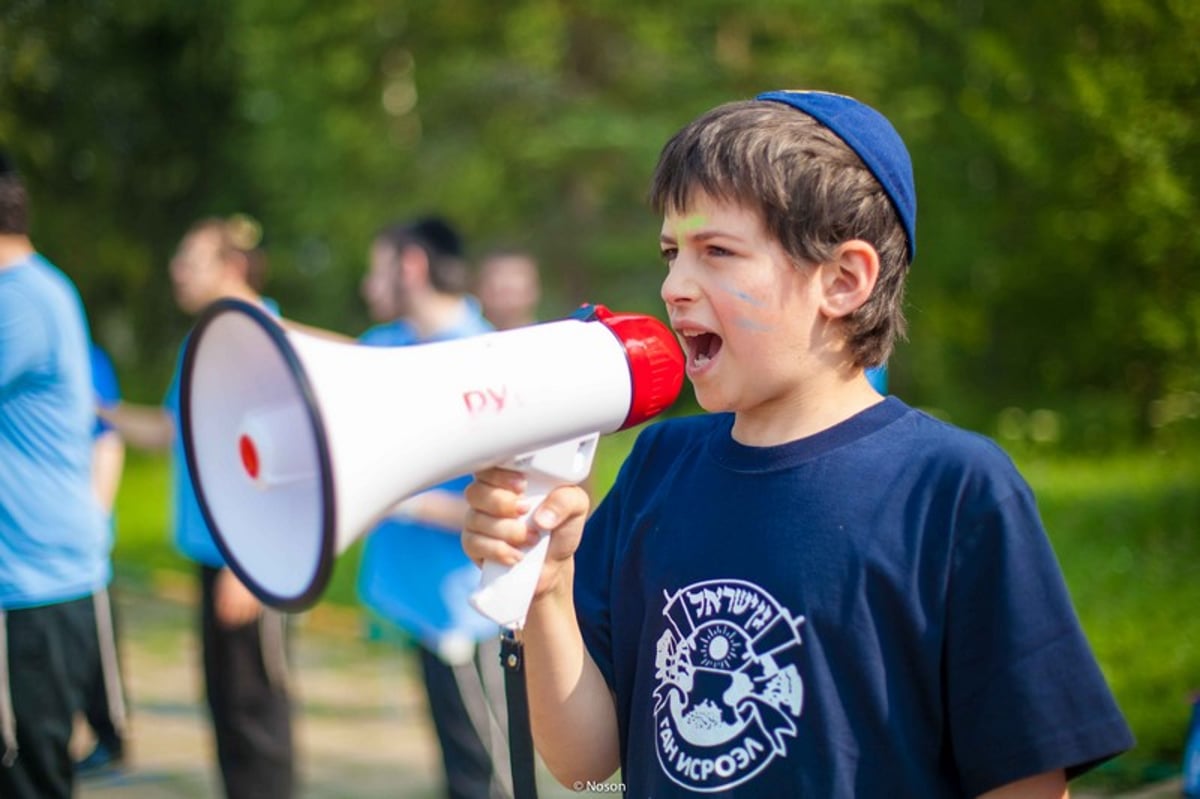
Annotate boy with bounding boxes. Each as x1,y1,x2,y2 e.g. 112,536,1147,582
461,91,1134,797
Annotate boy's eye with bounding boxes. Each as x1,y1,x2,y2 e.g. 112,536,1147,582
660,247,678,265
706,245,732,257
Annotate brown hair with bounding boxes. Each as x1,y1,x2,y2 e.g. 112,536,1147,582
649,100,909,368
0,175,29,236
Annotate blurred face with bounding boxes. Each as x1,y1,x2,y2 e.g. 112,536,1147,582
660,192,823,425
169,229,229,315
360,237,403,321
478,255,540,329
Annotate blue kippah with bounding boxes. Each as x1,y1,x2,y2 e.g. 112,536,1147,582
756,90,917,262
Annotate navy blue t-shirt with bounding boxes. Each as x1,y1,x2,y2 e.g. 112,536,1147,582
575,397,1132,797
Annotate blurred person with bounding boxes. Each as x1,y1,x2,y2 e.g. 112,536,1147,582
102,216,295,799
0,151,108,799
75,342,131,777
357,217,511,799
476,249,541,331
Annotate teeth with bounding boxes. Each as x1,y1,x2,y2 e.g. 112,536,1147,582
679,329,715,368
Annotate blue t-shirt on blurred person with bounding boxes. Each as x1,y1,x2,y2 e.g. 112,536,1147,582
90,343,121,438
866,363,887,393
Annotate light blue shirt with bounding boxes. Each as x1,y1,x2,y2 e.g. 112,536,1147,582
0,254,109,608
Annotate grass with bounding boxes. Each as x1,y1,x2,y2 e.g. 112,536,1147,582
111,438,1200,791
1016,449,1200,789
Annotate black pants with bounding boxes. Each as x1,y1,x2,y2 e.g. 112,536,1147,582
0,596,99,799
420,637,511,799
200,565,294,799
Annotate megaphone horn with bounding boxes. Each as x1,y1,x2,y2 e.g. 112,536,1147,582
180,299,684,625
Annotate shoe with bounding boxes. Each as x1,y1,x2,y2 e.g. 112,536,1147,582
75,741,124,778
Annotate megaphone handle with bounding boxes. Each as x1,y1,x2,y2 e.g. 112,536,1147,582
470,433,600,630
470,473,562,630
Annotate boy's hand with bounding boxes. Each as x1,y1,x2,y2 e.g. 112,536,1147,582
463,467,591,599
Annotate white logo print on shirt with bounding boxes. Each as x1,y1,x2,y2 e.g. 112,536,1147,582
652,579,805,792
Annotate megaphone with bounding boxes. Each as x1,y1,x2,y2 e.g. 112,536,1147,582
179,299,684,628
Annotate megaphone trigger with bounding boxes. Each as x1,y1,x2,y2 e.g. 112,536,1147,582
469,434,600,629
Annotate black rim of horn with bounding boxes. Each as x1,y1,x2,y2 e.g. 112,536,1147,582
179,297,337,613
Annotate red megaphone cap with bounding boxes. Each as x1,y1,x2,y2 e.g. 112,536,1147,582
587,305,685,429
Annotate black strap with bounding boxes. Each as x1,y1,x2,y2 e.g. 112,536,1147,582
501,633,539,799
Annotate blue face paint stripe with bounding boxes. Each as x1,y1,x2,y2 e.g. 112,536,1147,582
716,281,765,308
733,317,774,332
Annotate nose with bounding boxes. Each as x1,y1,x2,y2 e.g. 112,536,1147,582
660,256,699,309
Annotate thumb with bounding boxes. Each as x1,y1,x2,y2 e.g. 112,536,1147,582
531,484,589,532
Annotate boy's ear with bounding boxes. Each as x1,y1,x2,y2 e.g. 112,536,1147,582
818,239,879,319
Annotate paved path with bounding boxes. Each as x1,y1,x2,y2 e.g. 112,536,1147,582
76,575,579,799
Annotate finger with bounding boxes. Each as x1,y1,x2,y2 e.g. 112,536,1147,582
462,529,526,567
465,478,531,519
473,467,527,492
464,506,536,548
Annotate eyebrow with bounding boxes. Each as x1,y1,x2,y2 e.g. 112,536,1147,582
660,229,736,245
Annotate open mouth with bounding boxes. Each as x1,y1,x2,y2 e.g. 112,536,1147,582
682,331,723,369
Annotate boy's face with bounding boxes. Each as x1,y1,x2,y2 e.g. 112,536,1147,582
659,193,826,423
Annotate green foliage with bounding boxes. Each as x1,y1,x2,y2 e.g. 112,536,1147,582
1018,449,1200,788
895,0,1200,434
108,451,179,582
4,0,1197,438
1,0,254,400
